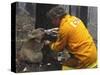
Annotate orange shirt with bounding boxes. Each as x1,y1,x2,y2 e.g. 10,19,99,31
51,15,97,68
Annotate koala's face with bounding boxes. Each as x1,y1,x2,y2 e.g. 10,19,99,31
29,28,45,41
35,28,45,39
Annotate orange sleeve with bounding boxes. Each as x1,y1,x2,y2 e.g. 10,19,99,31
50,22,70,52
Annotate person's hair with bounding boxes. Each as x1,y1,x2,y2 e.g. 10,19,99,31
47,6,67,20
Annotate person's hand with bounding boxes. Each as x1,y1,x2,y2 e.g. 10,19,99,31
44,28,59,35
51,28,59,34
44,40,51,45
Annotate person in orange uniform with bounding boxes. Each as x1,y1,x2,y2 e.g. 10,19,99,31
46,6,97,69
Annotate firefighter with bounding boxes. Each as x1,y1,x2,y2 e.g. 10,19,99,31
46,6,97,69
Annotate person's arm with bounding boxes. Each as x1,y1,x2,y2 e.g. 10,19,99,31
50,24,69,52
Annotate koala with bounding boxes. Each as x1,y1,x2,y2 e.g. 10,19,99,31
20,28,45,63
16,28,45,72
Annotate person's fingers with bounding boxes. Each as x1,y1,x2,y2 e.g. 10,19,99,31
51,30,58,34
51,28,59,31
